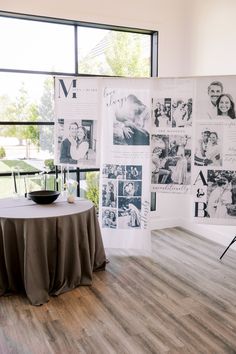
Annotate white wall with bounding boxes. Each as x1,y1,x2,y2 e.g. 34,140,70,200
189,0,236,76
1,0,236,246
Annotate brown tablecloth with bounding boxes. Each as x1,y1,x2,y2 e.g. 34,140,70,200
0,197,106,305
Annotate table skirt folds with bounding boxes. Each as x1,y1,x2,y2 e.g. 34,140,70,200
0,206,106,305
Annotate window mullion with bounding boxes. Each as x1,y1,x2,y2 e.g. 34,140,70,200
74,25,78,75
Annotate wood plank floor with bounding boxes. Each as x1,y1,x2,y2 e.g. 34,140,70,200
1,227,236,353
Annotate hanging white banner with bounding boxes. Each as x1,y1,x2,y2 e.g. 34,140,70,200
150,77,194,194
193,75,236,225
99,78,152,250
54,76,100,168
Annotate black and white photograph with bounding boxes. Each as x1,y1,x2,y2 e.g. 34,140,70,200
102,180,117,208
118,180,142,197
151,134,191,185
195,76,236,120
151,135,171,184
171,98,192,128
102,164,126,179
206,170,236,219
125,165,142,180
152,98,172,128
168,135,191,185
101,162,145,230
194,124,222,167
55,119,97,166
101,208,117,228
113,92,150,145
118,197,141,228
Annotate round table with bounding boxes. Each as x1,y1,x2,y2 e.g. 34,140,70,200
0,196,106,305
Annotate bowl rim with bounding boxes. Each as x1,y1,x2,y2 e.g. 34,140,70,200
28,190,60,197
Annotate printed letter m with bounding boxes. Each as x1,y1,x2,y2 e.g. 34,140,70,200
58,79,77,98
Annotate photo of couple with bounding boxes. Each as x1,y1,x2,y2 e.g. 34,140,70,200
151,134,191,186
172,98,192,128
102,180,116,208
194,126,222,167
118,181,142,197
206,170,236,219
196,78,236,120
152,97,192,128
56,119,97,166
102,209,117,229
113,93,150,146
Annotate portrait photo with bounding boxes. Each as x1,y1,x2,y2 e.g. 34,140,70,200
102,179,117,208
195,76,236,121
55,119,97,166
102,208,117,228
194,124,223,167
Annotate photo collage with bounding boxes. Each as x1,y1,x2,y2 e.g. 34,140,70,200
101,164,143,229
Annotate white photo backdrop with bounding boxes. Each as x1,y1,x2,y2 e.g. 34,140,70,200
54,75,236,249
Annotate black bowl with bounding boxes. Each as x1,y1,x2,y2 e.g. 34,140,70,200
28,190,60,204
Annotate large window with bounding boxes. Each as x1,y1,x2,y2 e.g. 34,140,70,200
0,11,158,199
77,27,151,77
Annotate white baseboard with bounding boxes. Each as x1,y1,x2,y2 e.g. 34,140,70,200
150,216,236,249
180,219,236,249
150,217,180,231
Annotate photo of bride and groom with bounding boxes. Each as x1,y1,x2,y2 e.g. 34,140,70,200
194,126,222,167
